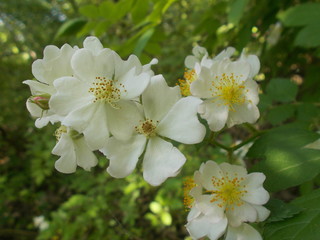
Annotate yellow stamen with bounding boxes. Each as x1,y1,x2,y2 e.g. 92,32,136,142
211,73,248,111
183,177,196,211
178,69,196,96
207,173,247,212
135,119,158,138
89,76,126,108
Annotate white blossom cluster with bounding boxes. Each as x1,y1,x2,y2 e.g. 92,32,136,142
25,37,268,239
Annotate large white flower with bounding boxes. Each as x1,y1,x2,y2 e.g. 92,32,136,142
100,75,206,186
23,43,78,128
185,161,270,240
49,37,157,150
52,126,98,173
191,54,260,131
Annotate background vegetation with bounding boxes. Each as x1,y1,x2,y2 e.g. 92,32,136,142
0,0,319,239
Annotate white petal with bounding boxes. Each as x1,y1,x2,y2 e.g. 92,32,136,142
226,202,257,227
207,217,228,240
194,195,225,221
142,75,181,121
142,58,158,75
219,162,247,179
143,137,186,186
190,67,213,98
241,54,260,79
26,101,61,128
226,223,262,240
83,36,104,54
102,135,147,178
198,100,229,132
227,103,260,128
73,137,98,171
114,53,142,77
241,173,269,205
118,68,150,100
52,133,77,174
50,76,93,116
194,161,223,191
107,101,143,141
62,103,95,130
185,55,199,69
82,103,110,150
157,96,205,144
213,47,235,61
186,214,227,240
244,79,259,105
23,80,55,95
32,44,76,84
224,60,250,84
187,206,202,222
251,205,270,222
71,48,114,82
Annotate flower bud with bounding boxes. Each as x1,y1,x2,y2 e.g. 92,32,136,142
29,94,50,110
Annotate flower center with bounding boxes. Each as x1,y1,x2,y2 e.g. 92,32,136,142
55,125,67,141
211,73,247,111
178,69,196,96
207,174,247,211
89,76,126,108
135,119,158,138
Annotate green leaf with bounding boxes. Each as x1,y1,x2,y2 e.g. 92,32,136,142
294,24,320,48
79,4,99,18
55,18,87,39
265,199,302,223
228,0,250,25
132,0,150,23
94,20,111,37
249,124,320,192
266,78,298,103
264,189,320,240
266,104,295,125
133,28,155,57
258,94,273,113
278,3,320,27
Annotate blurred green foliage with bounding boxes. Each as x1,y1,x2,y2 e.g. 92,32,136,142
0,0,319,239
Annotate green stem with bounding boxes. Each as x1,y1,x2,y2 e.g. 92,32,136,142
210,139,231,151
232,132,263,151
244,123,259,133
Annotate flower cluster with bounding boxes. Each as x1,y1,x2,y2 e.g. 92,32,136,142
184,161,270,240
24,37,206,185
25,39,269,239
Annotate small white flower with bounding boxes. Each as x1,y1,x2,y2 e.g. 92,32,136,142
185,45,209,69
191,53,260,131
49,37,157,149
101,75,206,186
33,215,49,231
179,47,235,97
185,161,270,240
24,44,78,128
52,125,98,173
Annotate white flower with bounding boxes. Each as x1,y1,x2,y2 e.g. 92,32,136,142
100,75,206,186
52,125,98,173
179,47,235,97
185,161,270,240
23,43,78,128
185,45,209,69
49,37,157,150
33,215,49,231
191,53,260,131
